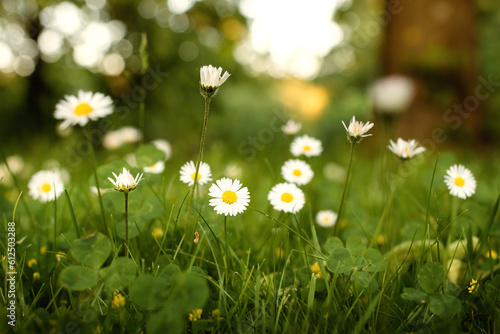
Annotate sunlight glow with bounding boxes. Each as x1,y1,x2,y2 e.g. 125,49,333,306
238,0,344,79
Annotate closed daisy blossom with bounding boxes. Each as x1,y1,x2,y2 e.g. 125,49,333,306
342,116,374,143
316,210,337,227
290,135,322,157
371,75,415,114
282,120,302,135
388,138,425,160
54,90,113,130
281,159,314,185
108,168,144,193
444,164,476,199
200,65,230,97
179,161,212,186
268,182,305,214
208,178,250,216
28,170,65,202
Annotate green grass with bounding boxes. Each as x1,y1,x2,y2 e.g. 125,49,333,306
0,121,499,334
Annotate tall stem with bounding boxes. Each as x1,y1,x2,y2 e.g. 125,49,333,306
335,141,356,235
224,215,229,286
187,96,212,217
125,192,129,258
85,125,109,236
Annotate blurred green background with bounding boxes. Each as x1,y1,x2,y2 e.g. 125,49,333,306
1,0,500,169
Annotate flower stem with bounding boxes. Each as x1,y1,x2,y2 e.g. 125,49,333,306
335,141,356,235
125,192,129,258
84,125,109,237
224,214,229,284
187,96,212,217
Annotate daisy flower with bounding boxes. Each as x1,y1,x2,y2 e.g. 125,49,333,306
290,135,322,157
103,127,142,150
200,65,230,98
342,116,374,143
54,90,114,130
371,75,415,114
143,160,165,174
208,178,250,216
179,161,212,186
282,120,302,135
444,164,476,199
387,138,425,160
28,170,65,202
281,159,314,185
108,168,144,194
316,210,338,227
152,139,172,160
268,182,305,214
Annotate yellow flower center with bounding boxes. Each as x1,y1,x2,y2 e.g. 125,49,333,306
404,146,408,154
281,192,294,203
191,172,202,180
303,145,311,152
74,103,93,116
454,177,465,187
293,169,302,176
41,183,52,193
323,217,330,222
222,190,237,204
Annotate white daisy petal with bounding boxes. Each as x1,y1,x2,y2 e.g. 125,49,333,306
179,161,212,186
268,182,305,214
316,210,338,228
343,116,374,143
54,90,114,130
208,177,250,216
290,135,323,157
281,159,314,185
28,170,65,202
387,138,426,160
444,164,476,199
108,168,144,193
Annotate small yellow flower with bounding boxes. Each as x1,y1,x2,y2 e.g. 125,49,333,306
275,247,285,259
311,262,322,278
152,227,164,238
485,250,498,260
94,325,103,334
468,279,478,294
55,251,66,261
33,272,41,280
376,235,387,245
188,309,203,322
27,259,37,268
211,309,221,318
111,291,126,309
40,246,47,254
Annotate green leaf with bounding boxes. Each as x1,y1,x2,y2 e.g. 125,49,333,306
401,288,428,303
129,275,169,310
429,296,445,316
135,144,165,168
346,235,366,256
363,248,387,272
326,248,354,274
307,274,316,308
147,305,183,334
59,266,99,291
352,270,371,288
323,237,344,254
167,272,209,314
418,262,444,294
158,264,182,286
100,257,137,291
70,233,112,268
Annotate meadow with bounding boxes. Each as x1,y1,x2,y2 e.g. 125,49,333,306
0,63,499,334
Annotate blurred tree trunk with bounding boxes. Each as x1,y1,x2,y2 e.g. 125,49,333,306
381,0,481,145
